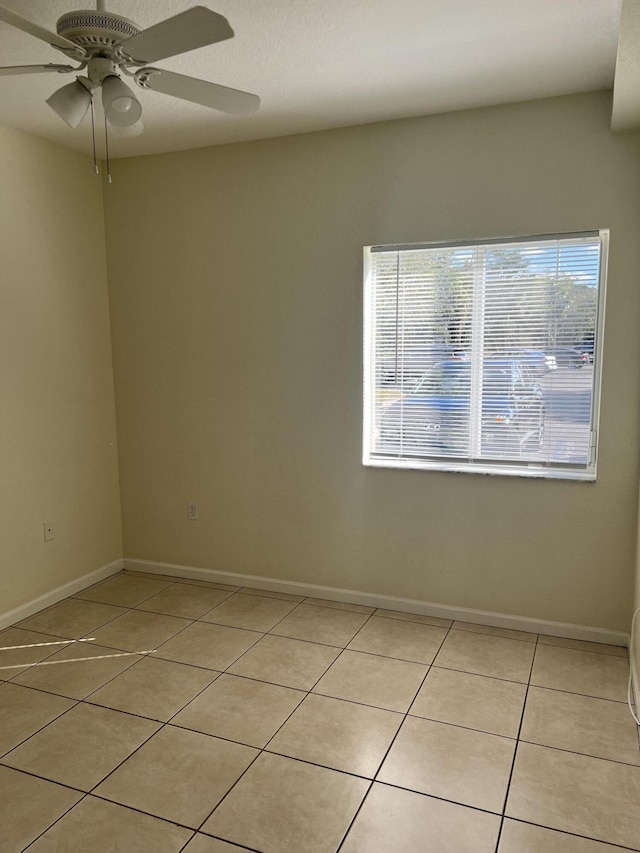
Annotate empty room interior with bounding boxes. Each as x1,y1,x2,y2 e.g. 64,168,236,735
1,0,640,851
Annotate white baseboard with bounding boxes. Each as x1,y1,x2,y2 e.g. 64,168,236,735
123,558,629,648
632,666,640,720
631,609,640,721
0,559,124,631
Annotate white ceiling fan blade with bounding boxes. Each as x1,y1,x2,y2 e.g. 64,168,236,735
0,63,76,76
137,68,260,115
0,6,79,52
120,6,233,64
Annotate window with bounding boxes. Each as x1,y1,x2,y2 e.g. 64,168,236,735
363,231,607,480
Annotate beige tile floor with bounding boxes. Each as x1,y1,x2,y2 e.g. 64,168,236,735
0,569,638,852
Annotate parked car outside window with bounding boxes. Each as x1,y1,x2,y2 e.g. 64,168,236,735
380,358,545,456
378,344,467,387
548,347,588,369
491,349,557,375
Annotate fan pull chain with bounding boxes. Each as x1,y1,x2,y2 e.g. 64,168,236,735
104,117,112,184
90,99,99,175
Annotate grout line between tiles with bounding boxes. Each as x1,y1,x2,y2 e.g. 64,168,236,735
1,633,93,682
191,830,262,852
493,631,539,852
258,744,379,782
512,737,640,768
199,591,307,634
190,739,262,835
449,626,539,644
1,762,89,796
427,662,530,686
333,779,375,853
133,594,236,621
89,785,223,834
502,816,640,853
424,660,629,703
11,606,130,644
78,591,265,672
526,679,629,704
19,790,91,852
81,653,206,709
304,598,376,615
0,690,81,762
49,789,223,843
72,570,183,607
174,831,197,853
404,710,519,740
353,777,510,818
7,646,145,702
178,580,242,593
1,705,163,798
82,717,168,795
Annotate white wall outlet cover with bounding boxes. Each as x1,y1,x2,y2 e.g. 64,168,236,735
43,522,55,542
187,501,199,521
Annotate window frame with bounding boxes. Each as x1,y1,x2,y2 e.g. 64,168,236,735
362,230,609,481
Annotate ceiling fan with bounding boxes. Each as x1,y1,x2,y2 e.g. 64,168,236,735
0,2,260,137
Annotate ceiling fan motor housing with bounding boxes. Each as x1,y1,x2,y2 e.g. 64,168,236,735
56,10,140,49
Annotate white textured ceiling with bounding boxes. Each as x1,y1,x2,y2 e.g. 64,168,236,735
0,0,624,158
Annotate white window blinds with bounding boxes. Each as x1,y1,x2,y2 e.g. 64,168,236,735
363,232,607,479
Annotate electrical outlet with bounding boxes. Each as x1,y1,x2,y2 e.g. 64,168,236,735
187,501,199,521
43,522,55,542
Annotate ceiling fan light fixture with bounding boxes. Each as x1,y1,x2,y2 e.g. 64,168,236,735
102,74,142,127
45,78,92,128
108,117,145,138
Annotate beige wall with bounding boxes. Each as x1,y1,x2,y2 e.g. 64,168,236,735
0,125,122,613
104,91,640,631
